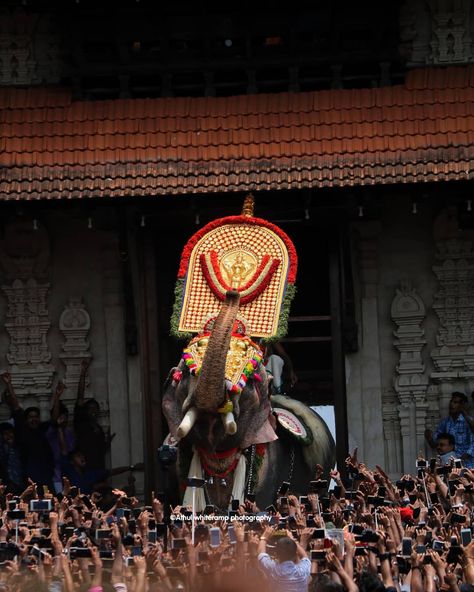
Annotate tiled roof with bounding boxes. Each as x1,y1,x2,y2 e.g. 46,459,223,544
1,66,474,200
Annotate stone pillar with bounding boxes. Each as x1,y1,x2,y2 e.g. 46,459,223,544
391,281,428,472
428,238,474,425
101,242,131,472
351,222,385,467
0,218,54,418
59,297,92,411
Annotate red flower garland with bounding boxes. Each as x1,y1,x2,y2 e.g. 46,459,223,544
177,215,297,283
200,251,281,305
198,447,241,478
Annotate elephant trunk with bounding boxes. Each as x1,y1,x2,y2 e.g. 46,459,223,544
194,290,240,411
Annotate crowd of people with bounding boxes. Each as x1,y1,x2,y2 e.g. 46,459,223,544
0,380,472,591
0,362,138,497
0,440,470,590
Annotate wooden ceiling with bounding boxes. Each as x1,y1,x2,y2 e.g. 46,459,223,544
4,0,403,98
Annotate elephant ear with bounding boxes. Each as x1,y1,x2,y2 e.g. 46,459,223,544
162,361,196,439
239,365,278,450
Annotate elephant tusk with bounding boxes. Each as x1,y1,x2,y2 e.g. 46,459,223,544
177,407,198,439
222,412,237,435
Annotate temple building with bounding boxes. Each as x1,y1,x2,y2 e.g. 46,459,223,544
1,0,474,493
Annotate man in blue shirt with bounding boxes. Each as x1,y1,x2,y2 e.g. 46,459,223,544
425,392,474,468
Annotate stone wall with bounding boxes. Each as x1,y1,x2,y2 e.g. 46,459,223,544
0,212,144,495
346,193,474,475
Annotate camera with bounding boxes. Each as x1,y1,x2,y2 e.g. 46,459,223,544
157,445,178,467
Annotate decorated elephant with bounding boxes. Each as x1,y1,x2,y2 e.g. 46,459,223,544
162,196,336,511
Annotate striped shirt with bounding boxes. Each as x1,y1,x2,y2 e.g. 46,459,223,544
433,414,474,468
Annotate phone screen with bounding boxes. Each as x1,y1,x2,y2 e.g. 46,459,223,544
401,538,412,557
209,527,221,548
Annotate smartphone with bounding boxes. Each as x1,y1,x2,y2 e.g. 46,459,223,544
298,496,308,505
448,480,458,496
231,499,240,511
416,459,427,468
131,545,142,557
415,544,426,554
195,524,209,539
265,505,277,514
40,528,51,537
148,519,156,530
332,485,342,499
95,529,112,539
401,537,412,557
310,480,328,491
69,487,79,499
451,513,466,524
312,528,325,539
70,547,92,559
378,486,386,498
310,550,325,562
123,556,135,567
148,531,157,543
228,525,237,544
279,481,290,496
279,496,288,505
81,495,93,510
461,528,472,546
354,547,367,556
306,515,316,527
171,538,187,549
209,527,221,548
7,510,25,520
433,540,445,551
454,458,463,469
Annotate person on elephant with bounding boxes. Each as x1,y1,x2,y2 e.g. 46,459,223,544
74,359,114,470
258,525,311,592
262,340,298,395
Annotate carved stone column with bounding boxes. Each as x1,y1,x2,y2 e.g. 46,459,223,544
0,218,54,419
391,281,429,471
400,0,473,66
102,242,130,471
382,390,403,476
350,222,385,467
429,239,474,416
59,297,92,410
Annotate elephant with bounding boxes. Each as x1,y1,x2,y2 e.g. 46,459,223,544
162,290,336,510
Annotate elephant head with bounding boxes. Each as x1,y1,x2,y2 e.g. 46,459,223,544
162,291,277,456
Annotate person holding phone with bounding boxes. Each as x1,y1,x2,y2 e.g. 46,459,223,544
0,371,54,490
74,359,114,471
425,392,474,468
258,525,311,592
435,432,456,466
